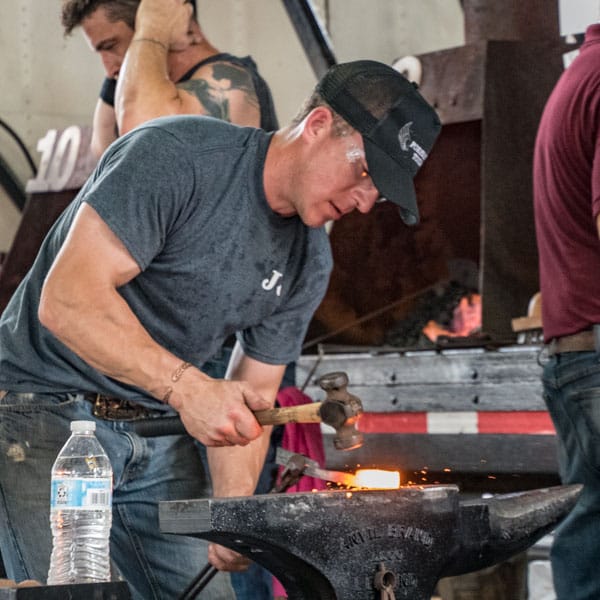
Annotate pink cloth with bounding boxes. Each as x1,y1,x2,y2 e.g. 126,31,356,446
272,386,327,597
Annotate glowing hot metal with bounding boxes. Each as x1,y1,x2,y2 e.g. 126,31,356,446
353,469,400,489
275,448,401,489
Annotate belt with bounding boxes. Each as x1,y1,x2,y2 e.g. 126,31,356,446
84,393,158,421
546,329,597,357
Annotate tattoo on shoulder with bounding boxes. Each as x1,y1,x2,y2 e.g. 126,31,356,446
178,78,230,120
177,62,259,122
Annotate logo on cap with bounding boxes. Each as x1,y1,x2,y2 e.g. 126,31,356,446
398,121,428,167
398,122,413,152
409,140,427,167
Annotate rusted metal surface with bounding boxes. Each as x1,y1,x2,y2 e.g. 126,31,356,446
417,44,486,125
463,0,560,44
479,40,564,338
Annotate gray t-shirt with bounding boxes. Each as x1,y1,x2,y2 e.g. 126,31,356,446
0,116,332,406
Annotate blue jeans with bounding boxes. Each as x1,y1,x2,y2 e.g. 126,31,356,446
0,392,234,600
542,350,600,600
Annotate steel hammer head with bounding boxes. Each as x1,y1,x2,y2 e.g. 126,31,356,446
316,371,363,450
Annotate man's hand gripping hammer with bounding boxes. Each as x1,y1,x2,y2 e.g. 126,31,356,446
255,371,363,450
132,371,364,450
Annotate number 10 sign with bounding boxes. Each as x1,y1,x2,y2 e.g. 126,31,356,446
26,125,97,193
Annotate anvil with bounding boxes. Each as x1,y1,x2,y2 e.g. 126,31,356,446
159,484,580,600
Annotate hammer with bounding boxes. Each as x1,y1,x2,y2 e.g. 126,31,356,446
131,371,364,450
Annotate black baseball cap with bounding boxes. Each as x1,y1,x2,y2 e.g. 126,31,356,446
317,60,441,225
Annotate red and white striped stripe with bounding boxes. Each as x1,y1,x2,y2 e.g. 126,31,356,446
354,411,555,435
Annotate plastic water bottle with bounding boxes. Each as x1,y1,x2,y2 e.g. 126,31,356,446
47,420,113,584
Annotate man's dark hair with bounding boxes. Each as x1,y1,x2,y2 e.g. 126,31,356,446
61,0,139,34
61,0,197,35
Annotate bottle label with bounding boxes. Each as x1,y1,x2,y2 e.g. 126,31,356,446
51,477,112,509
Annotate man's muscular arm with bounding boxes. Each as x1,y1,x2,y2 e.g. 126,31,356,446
38,203,271,447
115,0,260,133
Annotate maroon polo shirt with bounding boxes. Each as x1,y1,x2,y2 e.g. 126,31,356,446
534,23,600,341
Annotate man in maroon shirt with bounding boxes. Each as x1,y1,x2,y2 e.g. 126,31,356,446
533,21,600,600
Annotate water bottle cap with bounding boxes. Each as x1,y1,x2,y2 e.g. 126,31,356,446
70,420,96,433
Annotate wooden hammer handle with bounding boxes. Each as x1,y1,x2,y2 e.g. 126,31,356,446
131,402,324,436
253,402,323,426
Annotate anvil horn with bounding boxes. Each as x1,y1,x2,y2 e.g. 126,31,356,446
441,484,582,577
160,484,581,600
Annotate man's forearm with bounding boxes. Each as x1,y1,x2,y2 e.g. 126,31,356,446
40,254,186,402
209,347,285,496
207,427,273,497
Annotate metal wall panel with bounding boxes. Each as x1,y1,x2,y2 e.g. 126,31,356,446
297,347,556,476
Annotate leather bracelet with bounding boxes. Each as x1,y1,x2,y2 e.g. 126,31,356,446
131,37,168,52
